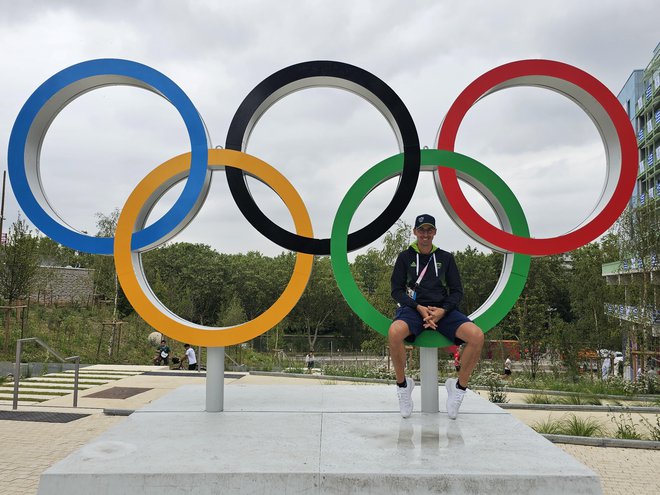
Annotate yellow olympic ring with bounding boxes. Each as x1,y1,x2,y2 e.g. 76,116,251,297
114,149,314,347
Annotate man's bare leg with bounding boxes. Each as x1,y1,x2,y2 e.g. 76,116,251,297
455,322,484,387
388,320,411,383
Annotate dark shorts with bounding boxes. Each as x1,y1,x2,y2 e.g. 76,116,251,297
504,368,511,375
393,306,471,345
188,363,197,371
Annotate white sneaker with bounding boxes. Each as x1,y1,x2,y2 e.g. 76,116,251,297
396,377,415,418
445,378,466,420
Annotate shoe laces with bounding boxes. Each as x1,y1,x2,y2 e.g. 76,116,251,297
397,386,412,404
452,387,466,405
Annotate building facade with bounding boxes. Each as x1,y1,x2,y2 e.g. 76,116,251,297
603,43,660,381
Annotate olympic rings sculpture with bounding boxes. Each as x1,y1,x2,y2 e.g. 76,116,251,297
8,59,636,347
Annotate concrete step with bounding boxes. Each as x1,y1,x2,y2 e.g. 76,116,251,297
0,383,86,391
0,399,43,407
43,371,127,380
0,394,49,402
22,377,111,384
0,387,70,396
0,386,70,394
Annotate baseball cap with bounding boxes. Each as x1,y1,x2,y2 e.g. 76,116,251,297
414,214,436,229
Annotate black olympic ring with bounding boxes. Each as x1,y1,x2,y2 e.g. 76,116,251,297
225,60,420,255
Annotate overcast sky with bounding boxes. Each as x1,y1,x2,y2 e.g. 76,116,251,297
1,0,658,259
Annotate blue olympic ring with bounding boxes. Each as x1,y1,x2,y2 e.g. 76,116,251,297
8,59,210,255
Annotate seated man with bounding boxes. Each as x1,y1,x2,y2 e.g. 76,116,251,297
388,214,484,419
153,339,171,366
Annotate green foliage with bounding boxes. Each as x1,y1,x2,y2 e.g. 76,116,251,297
524,393,553,404
217,293,248,326
609,412,643,440
453,247,501,316
555,394,602,406
360,333,388,355
532,418,563,435
322,364,397,380
288,256,358,351
638,414,660,441
498,256,569,378
473,371,509,403
533,415,607,438
612,203,660,377
558,414,605,437
225,346,275,371
0,218,40,303
143,243,230,325
567,244,619,353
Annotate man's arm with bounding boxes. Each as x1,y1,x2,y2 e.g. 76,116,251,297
390,252,417,309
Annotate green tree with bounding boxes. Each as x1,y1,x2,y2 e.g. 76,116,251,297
568,243,618,353
499,255,568,378
90,209,123,312
454,246,501,316
350,221,412,352
216,293,248,326
289,256,352,351
0,218,39,350
36,236,89,267
612,203,660,375
143,242,229,325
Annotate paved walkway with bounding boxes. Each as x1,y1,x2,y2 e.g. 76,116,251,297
1,367,658,494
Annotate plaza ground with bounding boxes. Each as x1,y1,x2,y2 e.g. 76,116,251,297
1,367,658,495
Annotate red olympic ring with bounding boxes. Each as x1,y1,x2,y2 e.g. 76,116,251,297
436,59,637,256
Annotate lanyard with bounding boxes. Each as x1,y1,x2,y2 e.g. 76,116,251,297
411,252,436,301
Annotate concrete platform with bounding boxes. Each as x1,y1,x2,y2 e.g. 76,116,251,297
38,384,602,494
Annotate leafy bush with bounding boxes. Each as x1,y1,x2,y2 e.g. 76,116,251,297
283,367,305,374
226,347,275,371
556,394,602,406
609,412,643,440
321,364,397,380
532,418,563,434
558,414,604,437
524,393,554,404
638,414,660,441
470,370,509,403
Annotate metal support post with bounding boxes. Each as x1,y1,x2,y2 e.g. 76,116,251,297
420,347,439,413
206,346,224,412
12,340,22,410
72,357,80,408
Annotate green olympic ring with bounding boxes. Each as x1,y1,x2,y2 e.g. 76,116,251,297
331,149,531,348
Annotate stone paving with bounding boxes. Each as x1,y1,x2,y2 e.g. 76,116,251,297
0,367,658,494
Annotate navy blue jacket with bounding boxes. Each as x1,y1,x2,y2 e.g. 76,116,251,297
391,242,463,312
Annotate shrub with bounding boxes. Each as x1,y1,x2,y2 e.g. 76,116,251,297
321,364,397,380
473,371,509,403
558,414,604,437
283,367,305,374
609,412,643,439
556,394,602,406
638,414,660,441
524,393,554,404
532,418,563,435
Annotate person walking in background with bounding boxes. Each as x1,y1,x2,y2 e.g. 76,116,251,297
388,214,484,420
504,356,512,377
305,351,315,373
182,344,197,371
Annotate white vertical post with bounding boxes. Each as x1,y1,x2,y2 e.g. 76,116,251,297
206,346,224,412
420,347,439,413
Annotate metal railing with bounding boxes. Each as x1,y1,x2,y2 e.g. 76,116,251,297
12,337,80,410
